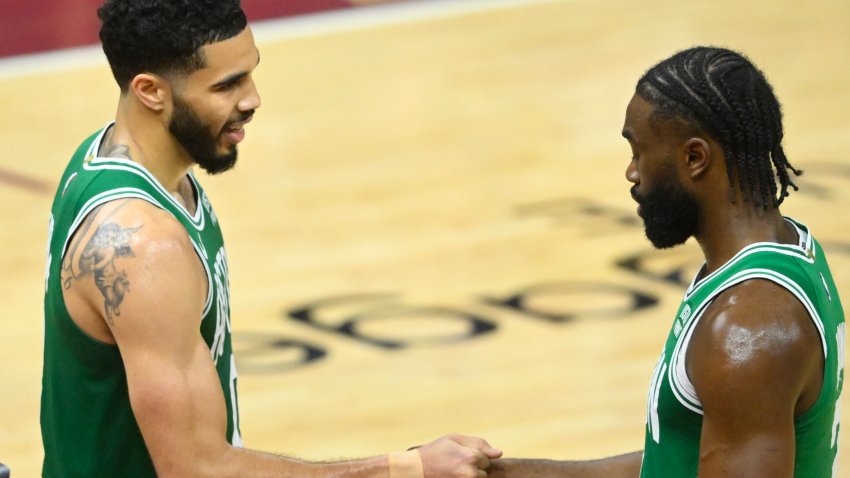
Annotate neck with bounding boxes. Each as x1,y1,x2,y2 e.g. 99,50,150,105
694,200,795,275
107,97,195,200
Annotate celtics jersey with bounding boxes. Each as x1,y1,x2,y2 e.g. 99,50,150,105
41,123,242,477
641,218,845,477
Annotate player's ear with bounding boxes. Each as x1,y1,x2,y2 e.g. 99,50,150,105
130,73,169,113
684,137,711,179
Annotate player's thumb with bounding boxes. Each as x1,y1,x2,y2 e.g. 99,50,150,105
480,442,503,459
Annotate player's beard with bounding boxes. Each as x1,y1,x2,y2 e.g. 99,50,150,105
632,174,700,249
169,95,238,175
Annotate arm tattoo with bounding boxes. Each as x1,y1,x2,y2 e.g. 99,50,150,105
63,217,141,325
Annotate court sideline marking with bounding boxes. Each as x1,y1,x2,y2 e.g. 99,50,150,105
0,0,561,80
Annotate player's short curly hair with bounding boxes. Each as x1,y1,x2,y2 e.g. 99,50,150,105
98,0,248,91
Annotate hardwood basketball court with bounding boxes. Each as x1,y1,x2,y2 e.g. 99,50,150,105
1,0,849,475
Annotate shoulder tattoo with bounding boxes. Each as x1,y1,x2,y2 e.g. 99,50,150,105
63,218,141,325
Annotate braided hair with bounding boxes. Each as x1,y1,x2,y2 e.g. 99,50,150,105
636,46,802,208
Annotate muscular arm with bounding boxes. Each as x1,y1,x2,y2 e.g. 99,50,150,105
63,199,499,478
488,451,643,478
487,280,822,478
688,280,824,478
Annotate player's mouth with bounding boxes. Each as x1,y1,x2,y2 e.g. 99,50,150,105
630,187,644,217
222,114,254,144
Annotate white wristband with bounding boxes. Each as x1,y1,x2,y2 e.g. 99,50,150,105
388,449,424,478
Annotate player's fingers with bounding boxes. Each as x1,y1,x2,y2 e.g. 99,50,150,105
483,444,503,459
449,433,482,448
474,437,502,459
473,450,492,470
451,434,502,459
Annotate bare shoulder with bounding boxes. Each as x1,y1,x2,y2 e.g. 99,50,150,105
688,279,823,415
693,279,818,363
62,198,206,337
81,197,190,243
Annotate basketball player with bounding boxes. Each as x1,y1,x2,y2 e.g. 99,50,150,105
41,1,501,476
489,47,845,477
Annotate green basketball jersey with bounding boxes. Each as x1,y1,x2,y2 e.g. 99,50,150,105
41,123,242,477
640,218,845,477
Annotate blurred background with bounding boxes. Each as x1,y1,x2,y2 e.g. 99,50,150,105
1,0,849,476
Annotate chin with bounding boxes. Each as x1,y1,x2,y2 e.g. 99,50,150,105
645,231,692,250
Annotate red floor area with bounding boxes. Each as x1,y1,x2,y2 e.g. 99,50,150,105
0,0,359,58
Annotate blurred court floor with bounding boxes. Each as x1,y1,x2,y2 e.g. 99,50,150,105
1,0,849,475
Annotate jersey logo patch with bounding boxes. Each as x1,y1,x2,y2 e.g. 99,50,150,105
674,304,691,337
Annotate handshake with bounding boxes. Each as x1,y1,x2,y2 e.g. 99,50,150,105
409,433,503,478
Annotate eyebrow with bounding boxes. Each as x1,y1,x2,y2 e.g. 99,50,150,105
211,50,261,89
212,72,248,89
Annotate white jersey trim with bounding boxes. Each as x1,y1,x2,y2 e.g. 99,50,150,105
669,269,828,415
60,186,214,317
685,219,812,298
191,233,215,318
84,122,205,230
61,187,159,259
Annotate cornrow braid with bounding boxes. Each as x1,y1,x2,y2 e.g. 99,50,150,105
635,46,802,208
